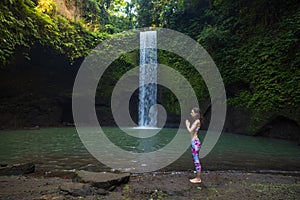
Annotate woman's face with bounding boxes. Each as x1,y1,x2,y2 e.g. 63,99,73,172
190,109,196,118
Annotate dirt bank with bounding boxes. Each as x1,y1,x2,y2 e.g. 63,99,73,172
0,170,299,199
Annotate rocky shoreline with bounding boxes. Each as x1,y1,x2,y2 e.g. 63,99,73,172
0,168,299,200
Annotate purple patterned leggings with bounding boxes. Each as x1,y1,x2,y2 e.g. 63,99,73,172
191,138,201,172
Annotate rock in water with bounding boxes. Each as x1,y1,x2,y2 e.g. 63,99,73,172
73,170,130,190
0,163,35,176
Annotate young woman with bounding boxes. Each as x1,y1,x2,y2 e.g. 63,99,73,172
185,107,202,183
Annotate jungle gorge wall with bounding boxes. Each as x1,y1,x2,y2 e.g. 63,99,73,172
0,0,299,143
1,50,299,142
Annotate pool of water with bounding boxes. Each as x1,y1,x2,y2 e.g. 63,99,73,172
0,127,299,173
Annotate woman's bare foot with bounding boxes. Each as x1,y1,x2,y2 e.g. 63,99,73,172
189,178,202,183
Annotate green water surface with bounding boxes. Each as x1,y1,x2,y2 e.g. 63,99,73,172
0,127,299,172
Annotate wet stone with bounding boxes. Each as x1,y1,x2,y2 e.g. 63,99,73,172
59,182,93,197
73,170,130,190
0,162,35,176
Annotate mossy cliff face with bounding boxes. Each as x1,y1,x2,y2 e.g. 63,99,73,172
0,45,79,128
1,48,299,142
0,0,299,142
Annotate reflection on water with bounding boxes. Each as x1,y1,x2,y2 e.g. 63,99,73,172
0,127,299,173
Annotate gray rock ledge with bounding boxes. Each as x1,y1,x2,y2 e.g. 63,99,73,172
59,182,94,196
73,170,130,190
0,162,35,176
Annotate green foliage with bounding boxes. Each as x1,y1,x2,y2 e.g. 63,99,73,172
1,0,299,133
158,50,209,114
132,0,300,131
203,0,300,131
134,0,184,27
79,0,110,30
104,0,136,32
35,0,57,16
0,0,35,65
0,0,109,66
197,24,230,53
230,8,300,114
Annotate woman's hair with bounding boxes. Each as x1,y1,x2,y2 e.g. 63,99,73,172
192,107,204,124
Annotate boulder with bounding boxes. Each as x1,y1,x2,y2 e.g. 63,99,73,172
0,162,35,176
255,115,300,140
59,182,94,197
73,170,130,190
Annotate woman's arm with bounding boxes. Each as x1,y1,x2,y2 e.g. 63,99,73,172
185,120,199,133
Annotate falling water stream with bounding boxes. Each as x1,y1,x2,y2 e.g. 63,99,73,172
138,31,158,127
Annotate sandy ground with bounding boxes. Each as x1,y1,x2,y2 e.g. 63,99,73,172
0,170,300,200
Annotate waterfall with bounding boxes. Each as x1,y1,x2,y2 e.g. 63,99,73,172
138,31,158,127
